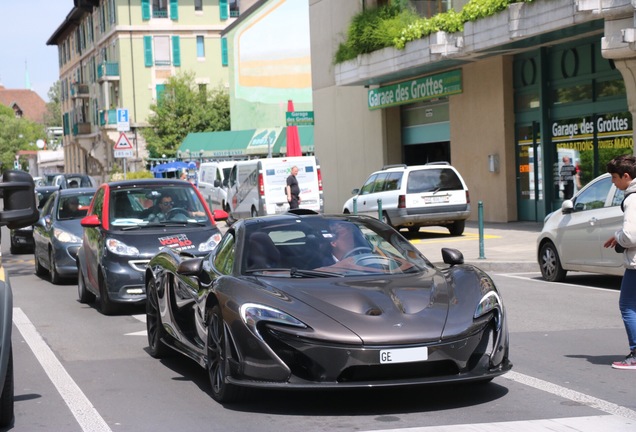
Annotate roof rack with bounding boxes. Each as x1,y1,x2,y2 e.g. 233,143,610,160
425,161,450,165
381,164,408,170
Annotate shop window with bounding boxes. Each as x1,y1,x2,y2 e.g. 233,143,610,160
596,79,626,99
551,82,592,105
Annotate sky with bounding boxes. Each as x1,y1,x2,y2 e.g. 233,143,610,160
0,1,73,102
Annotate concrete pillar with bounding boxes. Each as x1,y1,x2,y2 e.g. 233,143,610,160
614,59,636,154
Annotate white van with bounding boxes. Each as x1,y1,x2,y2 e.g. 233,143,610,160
197,161,234,211
227,156,323,220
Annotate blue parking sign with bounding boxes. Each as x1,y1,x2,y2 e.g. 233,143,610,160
117,108,130,131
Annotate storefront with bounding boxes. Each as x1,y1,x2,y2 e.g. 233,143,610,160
514,36,629,221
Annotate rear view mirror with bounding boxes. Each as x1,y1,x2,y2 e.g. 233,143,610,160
0,170,39,229
213,209,228,221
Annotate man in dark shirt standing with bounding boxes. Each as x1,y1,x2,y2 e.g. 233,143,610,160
286,166,300,209
560,156,576,199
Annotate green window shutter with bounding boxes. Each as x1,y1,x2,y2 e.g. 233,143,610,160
144,36,153,67
219,0,228,20
141,0,150,20
156,84,167,103
172,36,181,67
221,37,228,66
170,0,178,20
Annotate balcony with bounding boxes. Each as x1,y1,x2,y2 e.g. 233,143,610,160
70,83,90,99
97,62,120,82
98,109,117,127
72,122,92,136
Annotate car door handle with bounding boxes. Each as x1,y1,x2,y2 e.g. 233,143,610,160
589,217,598,226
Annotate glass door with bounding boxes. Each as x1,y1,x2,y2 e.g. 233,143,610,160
517,122,542,221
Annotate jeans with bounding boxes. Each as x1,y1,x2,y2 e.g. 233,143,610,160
620,269,636,351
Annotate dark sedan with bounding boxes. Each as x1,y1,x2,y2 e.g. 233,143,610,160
145,210,511,403
33,188,96,284
77,179,224,315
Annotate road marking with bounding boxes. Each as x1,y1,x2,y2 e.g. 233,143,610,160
499,274,621,293
361,415,635,431
13,308,112,432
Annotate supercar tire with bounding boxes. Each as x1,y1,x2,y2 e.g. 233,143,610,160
98,272,117,315
146,278,170,358
34,251,46,277
49,249,61,284
0,345,14,428
207,305,246,403
77,268,95,304
448,220,465,236
539,241,567,282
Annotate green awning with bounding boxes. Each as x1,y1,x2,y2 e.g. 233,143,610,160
273,125,315,154
179,129,255,158
179,126,314,158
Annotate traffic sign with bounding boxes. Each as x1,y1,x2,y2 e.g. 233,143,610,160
286,111,314,126
114,132,134,158
117,108,130,132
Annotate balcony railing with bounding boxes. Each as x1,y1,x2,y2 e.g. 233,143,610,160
70,83,90,98
152,9,168,18
72,122,92,135
98,109,117,127
97,62,120,81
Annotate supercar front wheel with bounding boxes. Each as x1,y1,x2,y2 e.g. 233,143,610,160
207,305,245,403
146,278,170,358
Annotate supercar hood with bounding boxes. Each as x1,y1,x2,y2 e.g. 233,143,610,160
259,272,451,345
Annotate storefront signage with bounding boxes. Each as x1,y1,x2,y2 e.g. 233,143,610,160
552,115,632,151
367,70,462,110
286,111,314,126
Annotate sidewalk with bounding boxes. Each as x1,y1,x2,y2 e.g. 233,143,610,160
408,220,542,273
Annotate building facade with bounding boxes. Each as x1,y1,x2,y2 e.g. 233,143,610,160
309,0,636,222
47,0,237,182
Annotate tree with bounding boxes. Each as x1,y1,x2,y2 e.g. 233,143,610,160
44,81,62,128
143,71,230,158
0,104,46,173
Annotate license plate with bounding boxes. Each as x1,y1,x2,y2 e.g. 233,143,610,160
380,346,428,364
424,195,449,204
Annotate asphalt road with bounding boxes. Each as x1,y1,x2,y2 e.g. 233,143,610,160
3,225,636,432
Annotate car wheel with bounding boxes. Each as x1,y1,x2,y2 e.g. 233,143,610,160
408,226,419,234
77,268,95,304
207,305,245,403
34,251,46,277
381,212,393,227
0,345,14,428
97,272,117,315
539,241,567,282
448,220,465,236
146,278,169,358
49,249,61,284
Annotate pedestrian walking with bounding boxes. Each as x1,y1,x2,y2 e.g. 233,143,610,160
560,156,576,199
603,154,636,369
286,165,300,210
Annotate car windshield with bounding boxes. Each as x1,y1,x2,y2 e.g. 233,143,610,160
242,216,432,277
109,183,211,229
57,192,94,220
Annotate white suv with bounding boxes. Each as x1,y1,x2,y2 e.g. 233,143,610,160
343,163,470,235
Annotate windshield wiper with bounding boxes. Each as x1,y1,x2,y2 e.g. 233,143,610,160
290,268,344,278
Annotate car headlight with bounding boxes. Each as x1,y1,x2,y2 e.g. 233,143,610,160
198,232,222,252
106,238,139,256
53,228,81,243
240,303,307,340
474,290,502,330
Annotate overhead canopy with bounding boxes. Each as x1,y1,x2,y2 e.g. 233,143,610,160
179,126,314,158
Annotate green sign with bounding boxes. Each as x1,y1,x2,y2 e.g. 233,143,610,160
286,111,314,126
367,70,462,110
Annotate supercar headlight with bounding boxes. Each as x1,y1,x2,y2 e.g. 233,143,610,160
53,228,81,243
106,238,139,256
199,232,223,252
474,291,502,330
240,303,307,339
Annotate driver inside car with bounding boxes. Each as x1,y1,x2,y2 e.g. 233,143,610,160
329,221,372,262
141,193,205,220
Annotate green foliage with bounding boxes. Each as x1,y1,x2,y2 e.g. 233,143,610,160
109,170,154,181
142,71,230,159
335,0,535,63
0,105,46,173
44,81,62,128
